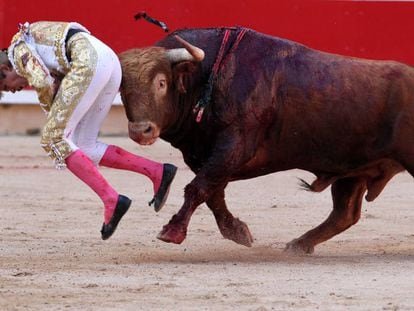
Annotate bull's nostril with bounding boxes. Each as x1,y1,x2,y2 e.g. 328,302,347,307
144,126,152,134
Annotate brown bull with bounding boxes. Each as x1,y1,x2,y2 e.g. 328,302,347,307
119,27,413,254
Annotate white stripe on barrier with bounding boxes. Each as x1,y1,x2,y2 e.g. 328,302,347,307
0,90,122,105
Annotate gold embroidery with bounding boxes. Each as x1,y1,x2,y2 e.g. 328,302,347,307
54,28,69,71
40,34,98,167
30,22,67,46
13,43,54,110
22,22,88,72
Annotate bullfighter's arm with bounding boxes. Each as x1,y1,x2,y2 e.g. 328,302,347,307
11,42,55,111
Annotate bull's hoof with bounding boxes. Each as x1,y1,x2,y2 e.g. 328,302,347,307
284,238,315,254
219,217,253,247
157,223,187,244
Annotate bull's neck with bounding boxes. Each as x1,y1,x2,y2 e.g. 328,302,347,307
161,89,202,147
159,28,225,146
160,57,214,144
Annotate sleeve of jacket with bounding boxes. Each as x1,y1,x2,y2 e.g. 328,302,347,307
12,42,55,109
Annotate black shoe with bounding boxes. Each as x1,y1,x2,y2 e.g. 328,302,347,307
148,163,177,212
101,195,132,240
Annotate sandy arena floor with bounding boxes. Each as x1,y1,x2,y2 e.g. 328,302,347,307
0,135,413,310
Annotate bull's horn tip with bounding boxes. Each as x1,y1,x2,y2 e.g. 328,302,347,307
198,49,205,61
168,35,205,62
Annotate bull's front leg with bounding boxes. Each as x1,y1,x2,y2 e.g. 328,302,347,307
156,177,208,244
207,188,253,247
157,131,250,245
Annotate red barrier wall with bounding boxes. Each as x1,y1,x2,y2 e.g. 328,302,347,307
1,0,414,64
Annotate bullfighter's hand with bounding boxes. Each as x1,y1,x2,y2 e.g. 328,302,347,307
51,71,64,98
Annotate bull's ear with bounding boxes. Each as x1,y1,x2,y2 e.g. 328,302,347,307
174,61,197,94
174,61,197,74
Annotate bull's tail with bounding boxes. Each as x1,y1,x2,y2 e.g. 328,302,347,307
298,178,314,192
134,12,169,32
298,175,336,193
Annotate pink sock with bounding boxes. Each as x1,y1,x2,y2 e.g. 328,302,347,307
99,145,164,193
65,150,118,224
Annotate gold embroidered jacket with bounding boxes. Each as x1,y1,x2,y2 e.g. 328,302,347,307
7,21,89,111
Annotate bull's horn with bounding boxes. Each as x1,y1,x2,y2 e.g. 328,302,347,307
166,35,205,63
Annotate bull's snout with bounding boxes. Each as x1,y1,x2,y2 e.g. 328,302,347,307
128,121,160,145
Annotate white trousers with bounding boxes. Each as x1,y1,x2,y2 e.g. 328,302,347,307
64,33,121,165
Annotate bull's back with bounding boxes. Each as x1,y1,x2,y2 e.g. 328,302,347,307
214,29,414,172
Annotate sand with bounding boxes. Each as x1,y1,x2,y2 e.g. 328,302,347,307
0,136,413,310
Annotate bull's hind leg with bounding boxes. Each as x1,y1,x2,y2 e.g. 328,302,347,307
206,188,253,247
285,177,367,254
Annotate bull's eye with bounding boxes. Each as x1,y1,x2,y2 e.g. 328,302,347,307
154,73,168,96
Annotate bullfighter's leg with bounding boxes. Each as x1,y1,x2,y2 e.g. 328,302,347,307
206,188,253,247
285,177,366,254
